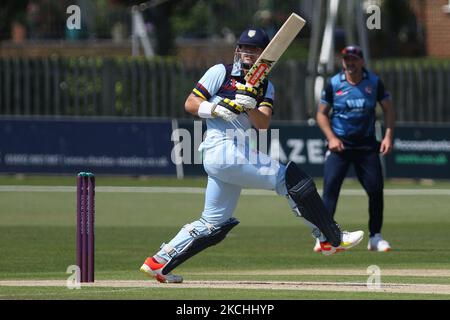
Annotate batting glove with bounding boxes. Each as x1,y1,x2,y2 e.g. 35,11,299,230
234,83,258,110
212,98,244,122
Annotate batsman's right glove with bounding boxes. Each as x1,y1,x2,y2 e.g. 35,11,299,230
212,98,244,122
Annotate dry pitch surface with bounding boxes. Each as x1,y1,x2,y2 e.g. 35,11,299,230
2,269,450,295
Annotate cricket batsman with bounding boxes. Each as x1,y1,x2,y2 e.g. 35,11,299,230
140,28,364,283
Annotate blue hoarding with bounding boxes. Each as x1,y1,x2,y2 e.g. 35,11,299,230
385,125,450,179
1,117,449,179
0,117,176,175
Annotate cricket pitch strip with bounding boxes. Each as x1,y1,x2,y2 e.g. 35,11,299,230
1,268,450,295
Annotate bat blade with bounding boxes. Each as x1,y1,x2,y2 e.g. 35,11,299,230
244,13,306,87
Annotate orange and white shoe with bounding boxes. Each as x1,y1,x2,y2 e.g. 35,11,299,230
320,230,364,256
140,257,183,283
368,233,391,252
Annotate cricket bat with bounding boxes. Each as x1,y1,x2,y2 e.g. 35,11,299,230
244,13,306,87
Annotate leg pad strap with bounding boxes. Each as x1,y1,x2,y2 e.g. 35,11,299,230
285,161,342,247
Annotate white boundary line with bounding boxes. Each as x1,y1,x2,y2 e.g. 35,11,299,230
0,185,449,195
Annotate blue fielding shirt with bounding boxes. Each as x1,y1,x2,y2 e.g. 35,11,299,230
320,68,390,149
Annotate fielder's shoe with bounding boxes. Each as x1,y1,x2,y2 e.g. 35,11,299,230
320,230,365,256
140,257,183,283
367,233,391,252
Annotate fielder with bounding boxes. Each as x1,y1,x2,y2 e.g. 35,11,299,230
316,45,395,252
140,28,364,283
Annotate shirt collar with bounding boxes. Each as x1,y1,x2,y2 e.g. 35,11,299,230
231,61,244,76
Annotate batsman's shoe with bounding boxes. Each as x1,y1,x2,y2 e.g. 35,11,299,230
140,257,183,283
321,230,364,256
368,233,391,252
313,238,322,252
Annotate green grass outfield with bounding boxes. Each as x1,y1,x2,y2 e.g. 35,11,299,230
1,174,450,300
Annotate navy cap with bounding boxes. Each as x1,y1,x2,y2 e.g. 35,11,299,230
341,45,364,59
237,28,270,49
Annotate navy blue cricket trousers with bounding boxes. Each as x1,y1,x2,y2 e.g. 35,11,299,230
322,148,384,237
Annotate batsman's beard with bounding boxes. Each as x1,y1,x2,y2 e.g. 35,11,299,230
242,62,253,71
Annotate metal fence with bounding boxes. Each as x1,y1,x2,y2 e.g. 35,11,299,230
0,57,449,122
374,60,450,123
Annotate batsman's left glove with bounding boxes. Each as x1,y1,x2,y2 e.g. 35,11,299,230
234,83,258,110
